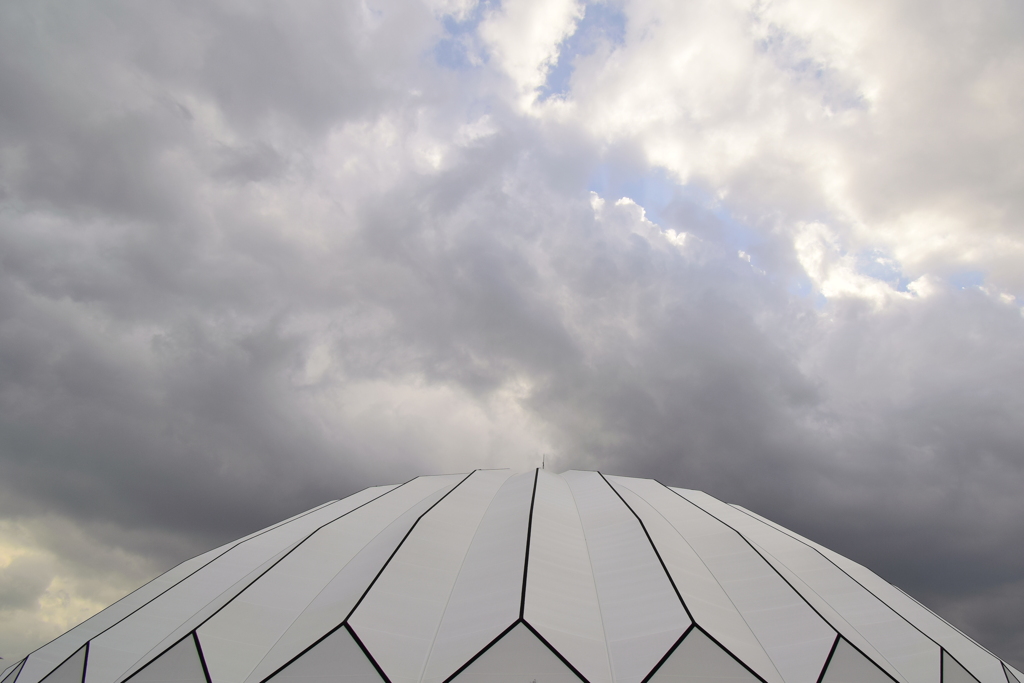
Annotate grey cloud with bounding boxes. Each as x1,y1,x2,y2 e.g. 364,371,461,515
0,555,50,613
0,0,1023,670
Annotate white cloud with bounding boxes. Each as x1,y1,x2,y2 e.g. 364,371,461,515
1,0,1024,667
480,0,585,102
552,0,1024,294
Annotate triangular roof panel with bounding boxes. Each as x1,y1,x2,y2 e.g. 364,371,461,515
9,472,1013,683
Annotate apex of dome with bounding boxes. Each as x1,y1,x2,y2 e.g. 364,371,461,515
5,470,1019,683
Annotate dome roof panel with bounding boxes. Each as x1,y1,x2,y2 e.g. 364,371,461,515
606,476,785,683
524,470,613,683
560,470,690,683
349,470,515,683
8,471,1015,683
647,627,760,683
819,637,893,683
421,471,534,683
241,474,467,683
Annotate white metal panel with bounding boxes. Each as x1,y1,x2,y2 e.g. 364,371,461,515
20,499,348,683
523,470,612,683
266,626,383,683
562,471,690,683
127,635,206,683
349,470,514,683
1003,664,1022,683
39,645,85,683
422,471,536,683
648,628,760,683
731,505,1005,683
18,545,225,683
705,499,936,683
1,661,21,683
243,475,468,683
114,489,397,683
744,540,908,683
85,488,396,683
198,480,451,683
96,545,297,683
449,623,583,683
148,487,397,679
720,499,937,683
642,484,835,683
607,477,784,683
945,652,982,683
820,638,893,683
781,531,1003,683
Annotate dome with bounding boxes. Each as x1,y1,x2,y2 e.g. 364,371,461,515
3,470,1021,683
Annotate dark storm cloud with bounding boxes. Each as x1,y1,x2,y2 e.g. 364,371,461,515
0,0,1023,670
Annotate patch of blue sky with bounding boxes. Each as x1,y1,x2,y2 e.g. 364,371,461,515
788,277,829,308
754,23,866,113
433,1,496,71
705,198,762,257
665,180,764,257
539,1,627,100
588,163,674,225
588,163,765,259
589,160,840,309
855,249,912,291
948,270,986,290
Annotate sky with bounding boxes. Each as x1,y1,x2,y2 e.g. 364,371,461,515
1,0,1023,669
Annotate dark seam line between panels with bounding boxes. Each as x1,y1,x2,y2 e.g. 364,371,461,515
597,472,695,623
33,644,86,683
946,650,983,683
345,623,393,683
21,496,355,683
258,471,477,683
941,648,946,681
640,623,694,683
660,484,902,683
657,482,843,631
563,474,616,683
440,620,521,683
193,632,214,683
249,481,458,683
7,662,25,683
2,661,22,683
121,632,196,683
519,468,540,621
693,624,771,683
814,635,841,683
186,480,413,633
78,643,89,683
728,504,950,658
114,481,416,683
733,503,1002,669
343,470,477,621
17,497,343,678
521,620,592,683
735,508,995,683
423,474,513,678
892,584,1005,663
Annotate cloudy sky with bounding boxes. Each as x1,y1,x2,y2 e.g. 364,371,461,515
2,0,1024,668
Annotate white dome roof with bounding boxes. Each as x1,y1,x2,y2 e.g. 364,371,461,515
3,470,1021,683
